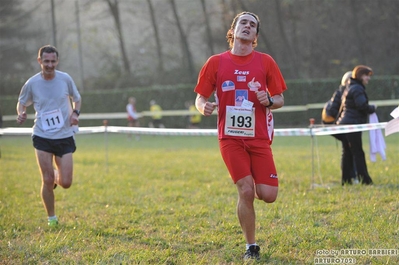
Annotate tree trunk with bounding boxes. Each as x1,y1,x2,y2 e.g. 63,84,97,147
147,0,164,74
219,0,230,31
273,0,298,78
169,0,195,82
105,0,131,73
200,0,215,56
349,0,367,63
50,0,57,47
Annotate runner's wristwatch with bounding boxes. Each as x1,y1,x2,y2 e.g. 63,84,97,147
73,109,80,116
266,96,274,108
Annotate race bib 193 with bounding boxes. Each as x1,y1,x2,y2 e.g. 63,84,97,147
41,109,65,132
225,106,255,137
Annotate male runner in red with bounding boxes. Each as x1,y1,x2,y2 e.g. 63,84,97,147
194,11,287,261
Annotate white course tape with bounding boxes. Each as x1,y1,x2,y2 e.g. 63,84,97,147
0,127,33,135
0,122,388,137
311,123,387,136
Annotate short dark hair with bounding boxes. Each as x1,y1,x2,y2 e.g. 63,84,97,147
38,45,59,59
226,12,260,49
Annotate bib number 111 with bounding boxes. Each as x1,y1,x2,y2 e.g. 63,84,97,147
45,116,61,126
41,109,65,132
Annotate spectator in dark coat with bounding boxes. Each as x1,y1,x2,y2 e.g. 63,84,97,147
336,65,376,185
324,71,356,184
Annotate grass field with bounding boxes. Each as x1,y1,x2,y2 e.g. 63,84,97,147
1,131,398,264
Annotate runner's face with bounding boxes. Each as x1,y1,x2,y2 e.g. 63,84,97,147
233,14,258,43
38,52,58,77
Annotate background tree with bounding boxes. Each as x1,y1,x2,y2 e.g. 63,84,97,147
169,0,196,82
273,0,299,78
0,0,44,95
219,0,231,32
147,0,164,75
200,0,215,56
0,0,397,94
105,0,131,74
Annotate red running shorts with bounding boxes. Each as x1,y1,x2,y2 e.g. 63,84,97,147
219,138,278,186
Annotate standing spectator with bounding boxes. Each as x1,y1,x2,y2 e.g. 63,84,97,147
126,97,140,140
194,12,287,261
149,100,165,128
126,97,140,127
16,45,82,227
336,65,375,185
323,71,358,185
322,71,352,125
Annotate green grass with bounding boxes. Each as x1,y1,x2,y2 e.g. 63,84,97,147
1,132,398,264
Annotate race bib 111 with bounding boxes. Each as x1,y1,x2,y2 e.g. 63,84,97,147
41,109,65,132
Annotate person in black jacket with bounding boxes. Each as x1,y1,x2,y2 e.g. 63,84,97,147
324,71,357,184
336,65,376,185
322,71,352,125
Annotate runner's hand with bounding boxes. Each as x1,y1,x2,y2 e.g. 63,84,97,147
17,112,27,124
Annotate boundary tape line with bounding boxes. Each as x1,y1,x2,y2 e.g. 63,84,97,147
0,122,390,137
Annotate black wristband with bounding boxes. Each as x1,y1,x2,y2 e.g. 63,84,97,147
73,109,80,116
266,96,274,108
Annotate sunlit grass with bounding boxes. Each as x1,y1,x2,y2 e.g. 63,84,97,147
1,132,398,264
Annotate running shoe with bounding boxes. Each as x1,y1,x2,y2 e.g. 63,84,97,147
244,245,260,261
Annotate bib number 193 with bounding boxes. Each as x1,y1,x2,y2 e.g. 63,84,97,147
230,115,252,128
225,106,255,137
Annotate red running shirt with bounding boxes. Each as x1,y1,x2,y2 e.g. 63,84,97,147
195,51,287,141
